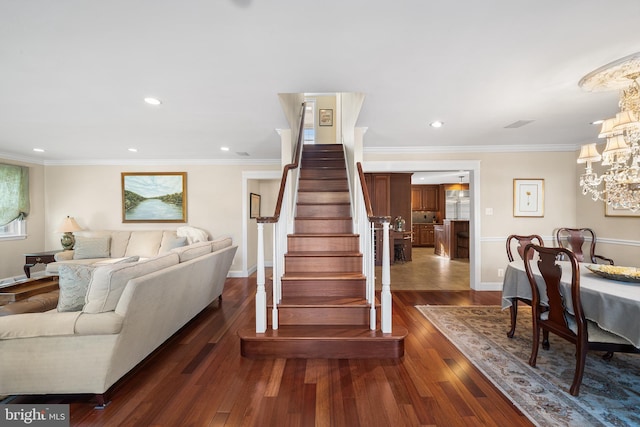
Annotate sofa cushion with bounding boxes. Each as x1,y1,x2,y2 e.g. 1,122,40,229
171,241,212,262
159,235,187,254
83,252,179,314
0,311,82,339
73,236,111,260
177,241,212,261
211,236,233,252
124,231,164,258
57,264,96,312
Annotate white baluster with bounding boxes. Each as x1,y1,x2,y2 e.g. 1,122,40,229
381,220,392,333
256,222,267,333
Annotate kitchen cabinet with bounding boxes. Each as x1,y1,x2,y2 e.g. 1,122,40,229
365,173,412,265
412,223,435,247
411,185,439,211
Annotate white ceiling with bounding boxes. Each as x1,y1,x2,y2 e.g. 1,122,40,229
2,1,640,164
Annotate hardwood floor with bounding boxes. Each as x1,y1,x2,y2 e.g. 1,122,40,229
5,275,532,427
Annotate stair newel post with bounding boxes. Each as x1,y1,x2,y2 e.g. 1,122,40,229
256,222,267,333
381,219,392,333
272,221,280,330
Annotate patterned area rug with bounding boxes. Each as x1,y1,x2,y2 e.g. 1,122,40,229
416,305,640,427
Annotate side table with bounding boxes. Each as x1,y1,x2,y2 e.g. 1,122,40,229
23,250,61,278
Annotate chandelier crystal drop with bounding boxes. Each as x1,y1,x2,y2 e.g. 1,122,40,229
578,53,640,212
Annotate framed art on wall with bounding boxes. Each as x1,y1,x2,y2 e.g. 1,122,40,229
250,193,261,219
513,178,544,217
122,172,187,223
319,109,333,126
605,203,640,217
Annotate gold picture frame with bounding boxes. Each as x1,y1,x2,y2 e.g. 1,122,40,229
250,193,261,219
122,172,187,223
605,203,640,217
319,109,333,126
513,178,544,217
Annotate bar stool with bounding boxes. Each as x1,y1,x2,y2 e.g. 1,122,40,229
394,241,406,263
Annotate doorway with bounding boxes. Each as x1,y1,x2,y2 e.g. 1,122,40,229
363,159,481,290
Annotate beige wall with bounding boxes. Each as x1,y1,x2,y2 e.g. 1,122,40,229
0,159,46,279
3,147,638,285
364,149,640,287
41,163,279,277
316,95,337,144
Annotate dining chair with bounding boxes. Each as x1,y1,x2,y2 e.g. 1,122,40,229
523,244,638,396
506,234,544,262
505,234,544,338
555,227,614,265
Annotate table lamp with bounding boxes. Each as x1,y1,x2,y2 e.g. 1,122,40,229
57,216,82,250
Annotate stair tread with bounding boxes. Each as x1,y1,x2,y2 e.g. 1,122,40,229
288,233,358,237
239,325,407,340
295,216,352,220
285,251,362,257
278,296,368,306
282,272,365,280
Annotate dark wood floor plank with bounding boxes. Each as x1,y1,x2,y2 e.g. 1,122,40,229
6,275,533,427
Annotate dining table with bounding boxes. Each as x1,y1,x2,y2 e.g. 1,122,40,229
501,259,640,348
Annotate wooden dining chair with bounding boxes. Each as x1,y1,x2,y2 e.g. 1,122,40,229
523,244,638,396
505,234,544,338
556,227,614,265
506,234,544,262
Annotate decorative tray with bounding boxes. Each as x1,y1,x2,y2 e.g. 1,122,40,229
585,265,640,283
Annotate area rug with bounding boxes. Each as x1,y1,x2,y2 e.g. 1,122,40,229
415,305,640,427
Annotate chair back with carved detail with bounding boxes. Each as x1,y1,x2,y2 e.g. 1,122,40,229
523,244,637,396
556,227,614,265
506,234,544,262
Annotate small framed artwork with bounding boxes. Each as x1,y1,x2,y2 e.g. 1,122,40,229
250,193,261,219
513,178,544,217
122,172,187,223
605,203,640,217
319,109,333,126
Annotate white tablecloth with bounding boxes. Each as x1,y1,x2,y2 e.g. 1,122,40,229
501,260,640,348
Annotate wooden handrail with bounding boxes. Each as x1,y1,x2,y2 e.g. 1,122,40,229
356,162,390,224
257,102,306,224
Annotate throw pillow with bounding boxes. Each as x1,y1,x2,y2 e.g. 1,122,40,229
73,236,111,259
57,264,96,312
159,236,187,254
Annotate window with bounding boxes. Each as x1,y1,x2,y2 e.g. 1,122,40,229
0,218,26,240
303,99,316,144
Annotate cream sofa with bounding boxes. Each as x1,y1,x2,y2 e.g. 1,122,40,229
0,235,237,405
45,228,209,275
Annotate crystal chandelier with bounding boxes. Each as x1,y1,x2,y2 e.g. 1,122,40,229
578,53,640,212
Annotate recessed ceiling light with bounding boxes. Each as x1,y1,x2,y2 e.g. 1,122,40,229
33,148,44,152
591,119,604,125
430,121,444,128
220,147,230,151
128,148,138,152
144,97,162,105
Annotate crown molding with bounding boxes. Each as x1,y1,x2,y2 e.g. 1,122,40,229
364,143,579,154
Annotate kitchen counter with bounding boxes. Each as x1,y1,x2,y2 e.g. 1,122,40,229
434,220,469,259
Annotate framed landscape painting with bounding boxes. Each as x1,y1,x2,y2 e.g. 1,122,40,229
122,172,187,223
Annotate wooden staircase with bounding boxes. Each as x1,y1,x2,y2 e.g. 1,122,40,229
239,144,407,358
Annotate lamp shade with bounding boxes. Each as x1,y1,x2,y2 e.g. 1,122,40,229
612,110,640,132
598,117,619,138
57,216,82,233
577,143,602,164
602,135,630,156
